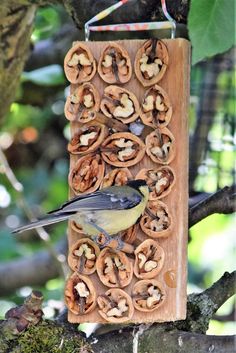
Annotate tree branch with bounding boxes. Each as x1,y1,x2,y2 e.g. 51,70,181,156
92,328,235,353
0,239,67,296
178,271,236,334
189,185,236,227
0,272,235,353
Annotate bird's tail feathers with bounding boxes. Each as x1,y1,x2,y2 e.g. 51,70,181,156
12,213,70,234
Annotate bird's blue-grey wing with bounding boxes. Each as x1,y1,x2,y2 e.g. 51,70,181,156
49,186,141,215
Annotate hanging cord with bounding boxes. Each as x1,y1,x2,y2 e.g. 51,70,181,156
161,0,176,39
84,0,176,40
84,0,129,41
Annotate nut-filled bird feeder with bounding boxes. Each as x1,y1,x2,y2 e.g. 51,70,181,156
64,0,190,324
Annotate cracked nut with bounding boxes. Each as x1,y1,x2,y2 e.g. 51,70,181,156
140,200,172,238
146,127,176,164
64,42,96,83
68,238,100,275
132,279,166,312
134,239,165,279
101,132,145,167
69,154,105,195
65,83,100,123
97,288,134,323
134,39,168,87
136,166,175,200
96,248,133,288
101,168,133,188
65,273,96,315
140,85,172,128
68,124,108,155
101,85,140,124
64,42,96,84
98,43,132,84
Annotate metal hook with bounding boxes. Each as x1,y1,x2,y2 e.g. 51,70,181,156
161,0,176,38
85,24,90,42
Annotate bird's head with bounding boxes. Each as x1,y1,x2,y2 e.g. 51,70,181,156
126,179,149,202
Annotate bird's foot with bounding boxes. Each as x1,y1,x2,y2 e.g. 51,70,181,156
92,234,134,254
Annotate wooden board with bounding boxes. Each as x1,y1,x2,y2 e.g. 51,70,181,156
66,39,190,323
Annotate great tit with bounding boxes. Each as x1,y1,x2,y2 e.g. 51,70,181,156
12,180,149,238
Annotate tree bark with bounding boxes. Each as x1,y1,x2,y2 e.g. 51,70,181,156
189,185,236,227
0,3,36,124
0,272,235,353
0,240,67,296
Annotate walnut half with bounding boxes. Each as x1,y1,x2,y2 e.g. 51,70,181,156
101,168,133,188
136,166,176,200
96,248,133,288
140,85,172,128
64,83,100,123
68,238,100,275
98,43,132,84
65,273,96,315
132,279,166,312
140,200,172,239
146,127,176,165
64,42,96,84
69,154,105,195
101,132,146,167
97,288,134,323
134,39,169,87
134,239,165,279
101,85,140,124
67,124,108,155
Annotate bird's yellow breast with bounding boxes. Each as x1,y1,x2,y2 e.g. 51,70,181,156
74,198,147,236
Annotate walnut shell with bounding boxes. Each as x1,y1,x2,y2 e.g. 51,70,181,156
134,39,168,87
67,124,108,155
64,83,100,123
98,43,132,84
140,85,172,128
145,128,176,164
136,166,176,200
68,238,100,275
101,168,133,188
69,154,105,195
120,224,137,244
101,85,140,124
140,200,172,238
134,239,165,279
64,42,96,84
65,273,96,315
101,132,145,167
132,279,166,312
97,288,134,323
70,220,84,235
96,248,133,288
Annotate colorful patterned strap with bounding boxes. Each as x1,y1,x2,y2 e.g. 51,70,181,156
85,0,176,41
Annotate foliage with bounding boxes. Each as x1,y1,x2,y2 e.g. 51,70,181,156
188,0,236,64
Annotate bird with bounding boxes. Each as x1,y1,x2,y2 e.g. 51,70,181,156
12,180,149,247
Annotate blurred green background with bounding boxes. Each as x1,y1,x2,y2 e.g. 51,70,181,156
0,5,235,336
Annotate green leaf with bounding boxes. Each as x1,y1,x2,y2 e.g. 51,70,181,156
22,65,65,86
188,0,235,64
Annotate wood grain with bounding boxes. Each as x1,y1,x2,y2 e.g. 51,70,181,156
66,39,190,323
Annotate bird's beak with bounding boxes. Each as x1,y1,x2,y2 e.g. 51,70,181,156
148,186,152,192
